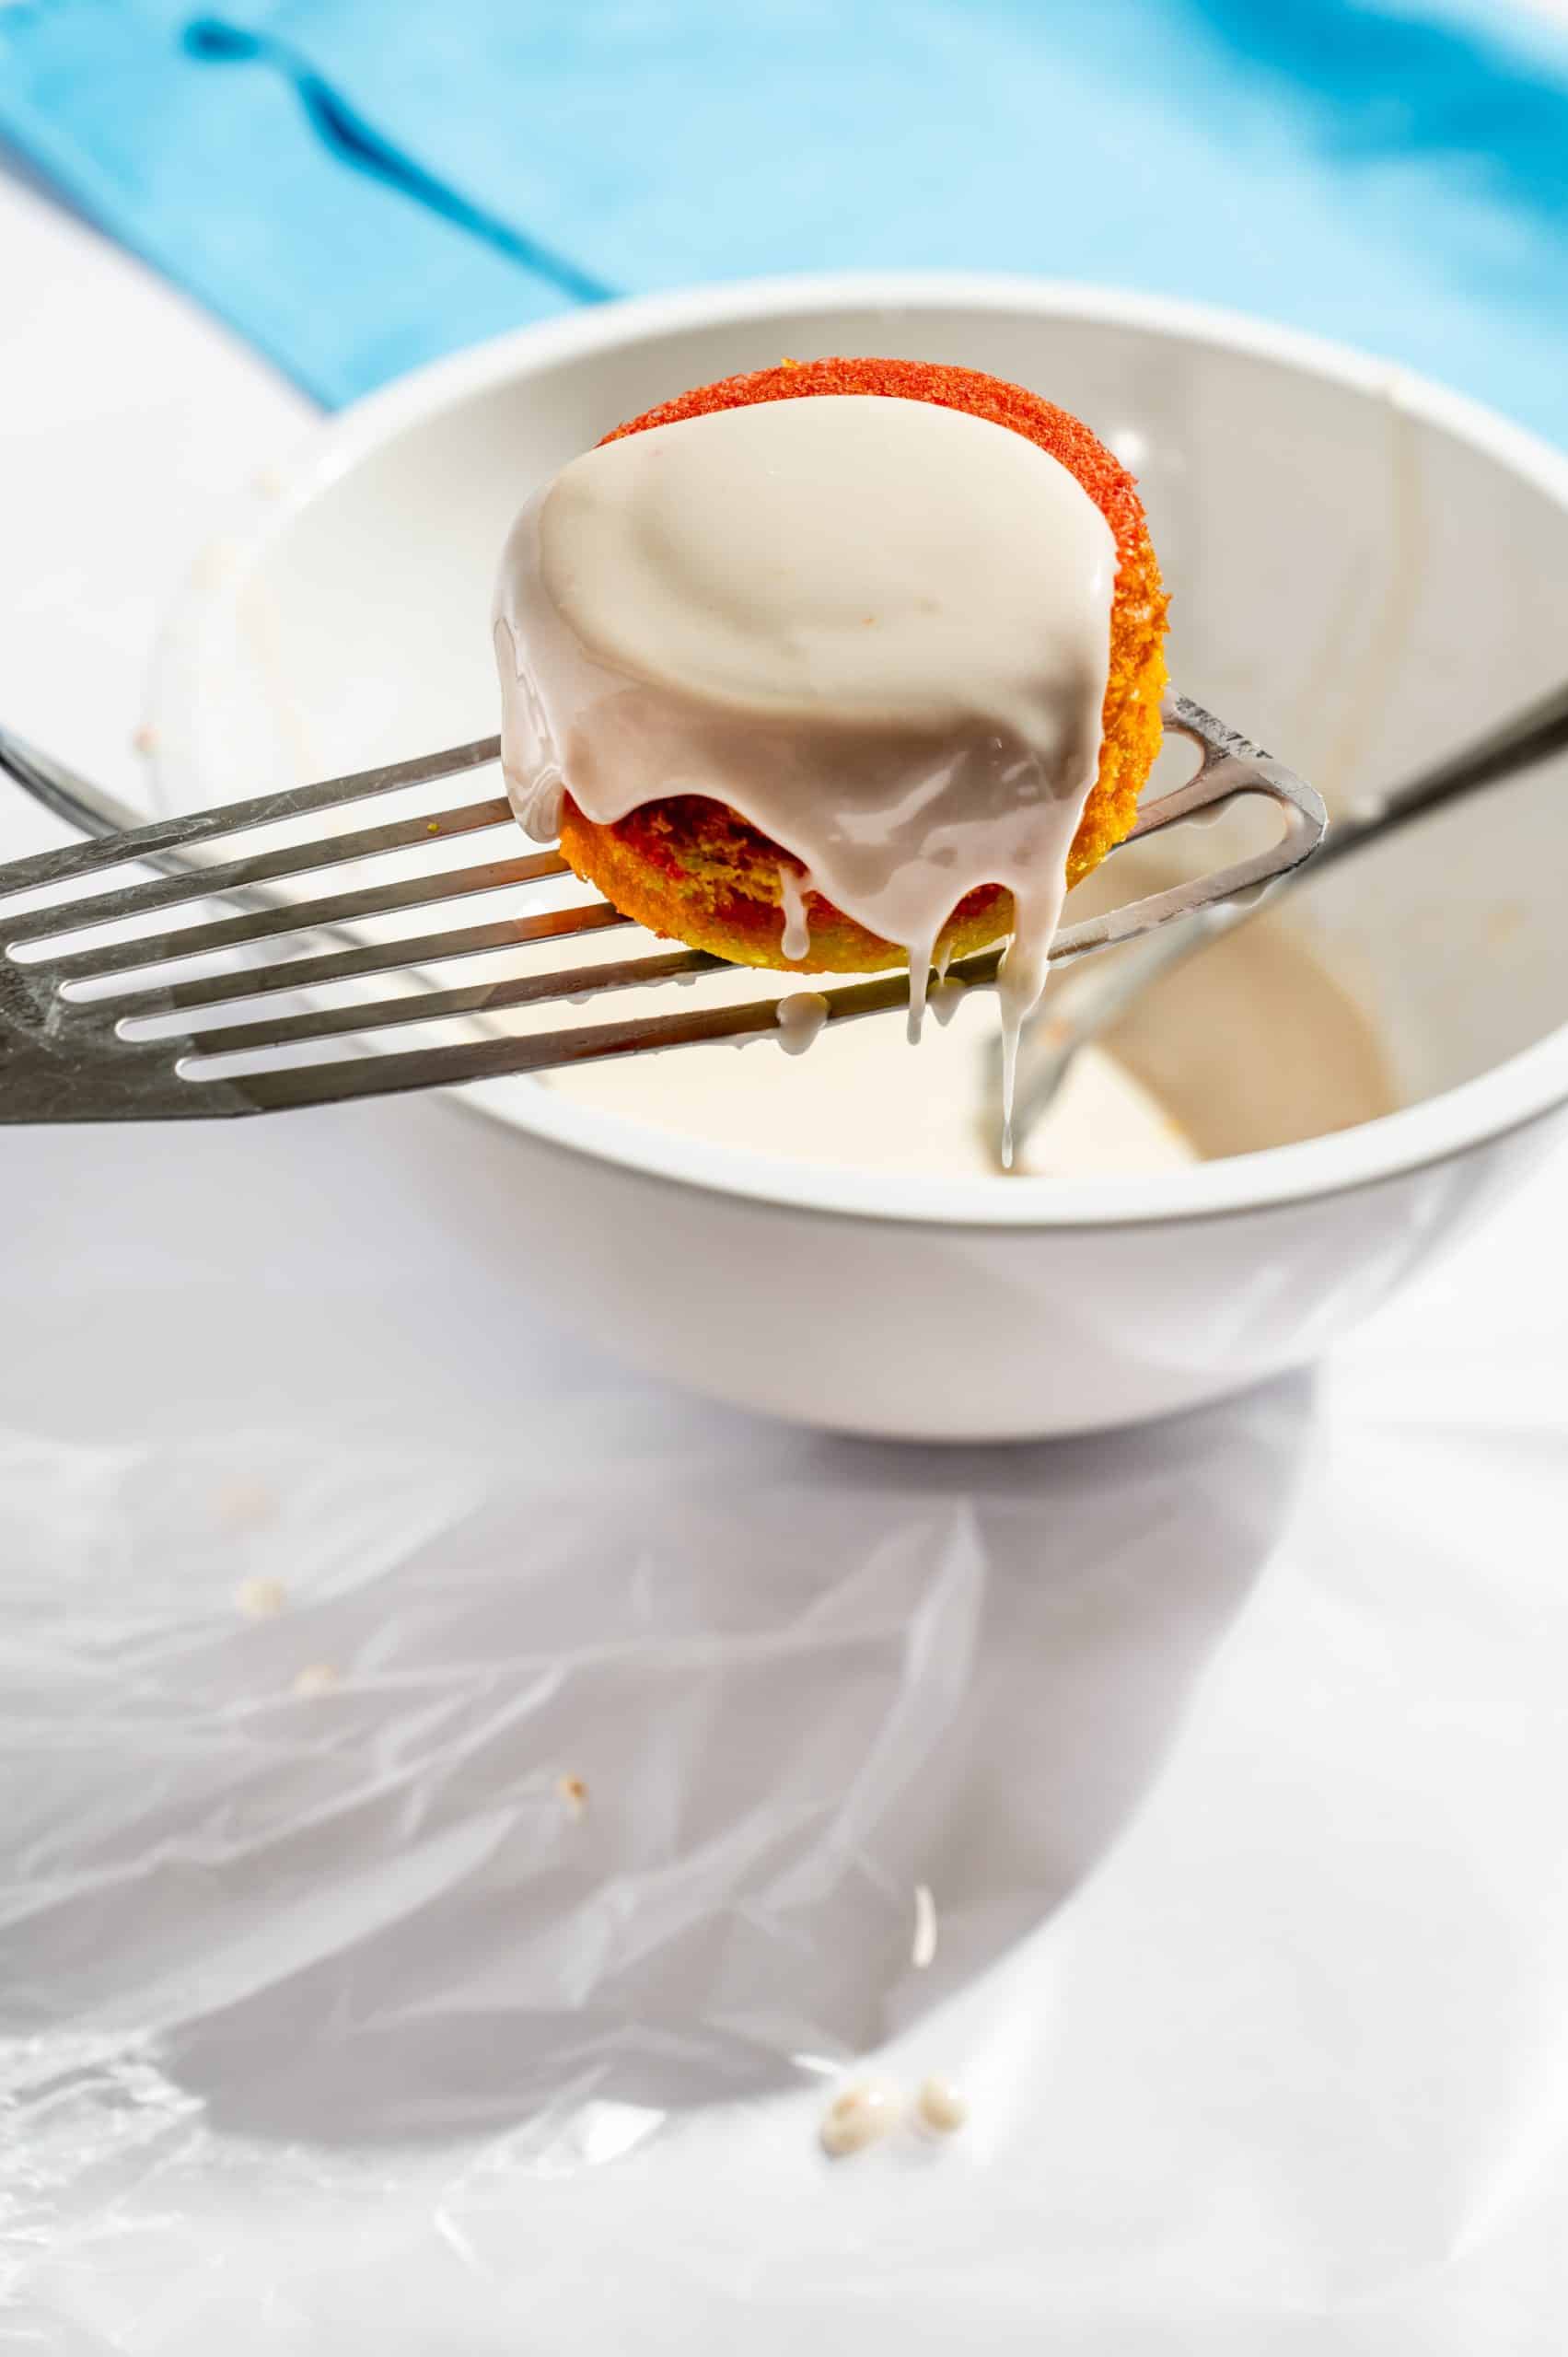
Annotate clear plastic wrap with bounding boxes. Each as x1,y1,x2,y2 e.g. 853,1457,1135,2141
5,1158,1568,2354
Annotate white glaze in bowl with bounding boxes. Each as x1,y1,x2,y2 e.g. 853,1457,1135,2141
149,276,1568,1436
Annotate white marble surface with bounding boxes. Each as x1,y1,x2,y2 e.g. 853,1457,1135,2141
4,151,1568,2355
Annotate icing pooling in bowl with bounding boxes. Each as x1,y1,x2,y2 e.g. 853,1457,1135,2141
494,393,1117,1132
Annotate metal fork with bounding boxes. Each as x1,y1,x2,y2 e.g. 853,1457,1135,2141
0,694,1324,1122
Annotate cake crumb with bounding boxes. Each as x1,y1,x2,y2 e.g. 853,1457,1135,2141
819,2080,902,2158
214,1479,276,1530
557,1773,588,1817
292,1663,342,1699
914,2075,968,2136
236,1574,287,1621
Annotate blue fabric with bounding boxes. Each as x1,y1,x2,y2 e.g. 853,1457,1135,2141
2,0,1567,436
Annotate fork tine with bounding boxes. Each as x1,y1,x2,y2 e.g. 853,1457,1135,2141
1051,797,1321,964
1,795,519,949
1127,754,1287,842
96,900,632,1015
1130,692,1313,844
196,958,995,1112
177,944,726,1054
0,735,502,899
34,848,570,984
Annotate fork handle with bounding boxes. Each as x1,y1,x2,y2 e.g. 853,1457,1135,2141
0,726,147,842
1319,674,1568,869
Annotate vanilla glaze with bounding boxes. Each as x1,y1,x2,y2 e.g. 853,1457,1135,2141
494,394,1118,1144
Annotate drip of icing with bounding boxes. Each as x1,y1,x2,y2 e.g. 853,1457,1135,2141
998,1015,1020,1170
778,865,813,963
494,395,1116,1125
906,923,939,1047
775,990,830,1056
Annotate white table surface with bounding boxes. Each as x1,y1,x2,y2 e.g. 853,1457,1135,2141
5,152,1568,2354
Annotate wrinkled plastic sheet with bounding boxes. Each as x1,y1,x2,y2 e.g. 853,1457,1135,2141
4,1249,1568,2351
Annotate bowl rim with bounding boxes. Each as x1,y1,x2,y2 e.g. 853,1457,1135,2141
152,269,1568,1231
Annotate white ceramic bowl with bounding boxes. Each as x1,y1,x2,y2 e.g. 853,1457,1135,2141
151,275,1568,1439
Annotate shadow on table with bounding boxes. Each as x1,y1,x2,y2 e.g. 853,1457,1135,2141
121,1370,1318,2146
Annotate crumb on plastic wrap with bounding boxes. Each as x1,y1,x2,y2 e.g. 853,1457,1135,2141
291,1662,342,1699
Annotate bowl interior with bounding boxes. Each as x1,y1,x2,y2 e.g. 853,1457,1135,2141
154,286,1568,1198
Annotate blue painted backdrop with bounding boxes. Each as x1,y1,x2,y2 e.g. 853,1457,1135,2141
3,0,1567,435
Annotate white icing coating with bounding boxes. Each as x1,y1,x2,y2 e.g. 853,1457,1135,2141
494,394,1117,1106
778,864,813,963
775,991,830,1057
